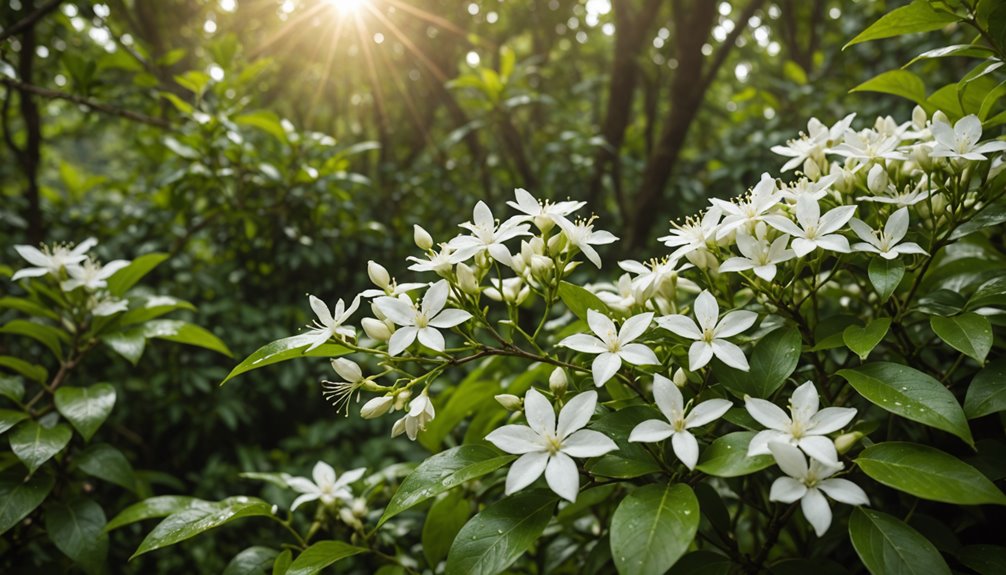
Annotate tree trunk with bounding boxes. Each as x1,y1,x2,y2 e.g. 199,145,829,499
18,0,44,244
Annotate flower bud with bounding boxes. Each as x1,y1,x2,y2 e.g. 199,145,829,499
361,317,392,341
911,144,933,172
802,157,821,180
932,110,949,126
414,225,434,251
367,260,391,289
456,262,479,295
393,389,411,411
912,105,927,130
549,367,568,397
495,394,523,411
547,232,567,255
530,254,554,279
835,431,863,455
360,395,394,419
867,164,888,195
331,358,363,382
672,368,688,388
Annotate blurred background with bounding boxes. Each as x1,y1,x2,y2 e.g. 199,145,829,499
0,0,969,571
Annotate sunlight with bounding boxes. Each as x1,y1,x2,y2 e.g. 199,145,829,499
324,0,368,12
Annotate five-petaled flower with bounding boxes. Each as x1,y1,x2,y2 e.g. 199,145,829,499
374,280,472,356
558,309,658,386
557,216,618,268
447,200,531,264
286,461,366,511
12,238,97,282
507,187,585,232
656,290,757,371
930,114,1006,161
391,388,436,440
719,232,795,281
763,197,856,257
305,294,361,351
849,207,928,260
485,388,617,502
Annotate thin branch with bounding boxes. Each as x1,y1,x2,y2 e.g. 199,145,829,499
0,77,172,128
0,0,63,44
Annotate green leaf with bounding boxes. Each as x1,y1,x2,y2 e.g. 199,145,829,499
845,0,960,48
930,313,993,364
838,363,973,447
45,498,109,575
74,443,138,493
668,551,734,574
964,359,1006,419
610,483,699,575
715,327,801,398
142,320,233,357
957,544,1006,575
54,383,116,442
107,253,169,297
856,442,1006,505
849,508,951,575
0,319,65,360
0,469,54,535
234,111,289,144
905,44,996,67
117,295,197,327
423,491,471,566
843,318,891,360
379,445,514,526
224,546,280,575
851,71,927,106
967,276,1006,310
445,489,557,575
585,406,662,479
286,541,367,575
0,296,60,321
0,356,47,384
695,431,775,477
132,496,275,558
222,334,349,384
557,281,609,322
106,496,207,531
0,376,25,402
273,549,292,575
9,421,72,473
0,409,28,435
101,328,146,365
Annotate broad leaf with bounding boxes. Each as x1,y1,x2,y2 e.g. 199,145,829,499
423,491,471,566
696,432,774,477
106,496,208,531
379,445,513,525
222,334,349,384
845,0,961,48
967,276,1006,310
0,469,54,535
0,320,65,360
445,489,557,575
74,443,138,493
132,496,275,558
9,421,73,473
838,363,973,447
107,253,169,296
715,327,802,398
957,544,1006,575
610,483,699,575
101,329,146,365
142,320,232,357
856,442,1006,505
54,383,116,442
0,377,25,402
964,359,1006,419
557,281,609,322
0,409,28,435
45,498,109,575
0,356,47,384
849,508,951,575
843,318,891,360
224,546,280,575
851,71,927,106
286,541,367,575
868,258,905,303
0,296,60,321
586,406,662,479
930,313,993,364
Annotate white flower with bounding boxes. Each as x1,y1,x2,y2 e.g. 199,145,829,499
768,442,869,537
656,290,757,371
360,261,425,298
558,309,658,386
628,374,731,469
594,274,642,313
485,388,617,502
720,233,795,281
391,389,436,440
710,173,782,239
556,216,618,268
745,381,857,466
659,207,722,263
322,358,366,415
857,183,930,207
447,201,531,264
286,461,365,511
618,257,694,299
507,188,585,232
305,294,361,351
374,280,472,356
830,128,905,162
12,238,97,281
930,114,1006,160
849,208,928,260
93,296,129,316
407,244,465,276
779,174,839,202
763,197,856,256
60,258,130,292
771,114,855,171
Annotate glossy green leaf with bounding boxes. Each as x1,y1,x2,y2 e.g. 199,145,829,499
9,421,72,473
0,356,47,384
222,334,349,384
695,431,774,477
117,296,197,327
838,363,973,447
54,383,116,442
0,409,28,435
557,281,609,322
715,326,801,398
106,495,207,531
273,549,292,575
142,320,232,357
445,489,557,575
0,469,54,535
586,406,662,479
107,253,169,296
905,44,996,67
851,71,927,106
379,445,514,526
0,296,60,321
423,491,471,566
0,377,25,402
967,276,1006,310
849,508,951,575
132,496,274,558
45,498,109,575
964,359,1006,419
0,320,65,359
856,442,1006,505
224,546,280,575
957,544,1006,575
869,258,905,303
845,0,960,48
286,541,367,575
843,318,891,360
101,329,146,365
74,443,138,493
610,483,699,575
930,313,993,364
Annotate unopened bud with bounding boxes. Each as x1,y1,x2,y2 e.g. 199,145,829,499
547,233,567,255
331,358,363,382
456,262,479,295
414,225,434,251
393,389,411,411
361,317,392,341
530,254,553,279
495,394,523,411
912,105,927,130
549,367,568,397
360,396,394,419
835,431,864,455
867,164,888,195
932,110,949,126
672,368,688,388
802,157,821,180
367,261,391,289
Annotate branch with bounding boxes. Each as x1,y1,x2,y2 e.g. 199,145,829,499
0,77,172,128
0,0,63,44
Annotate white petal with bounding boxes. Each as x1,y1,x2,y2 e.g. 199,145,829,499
581,244,602,268
769,477,807,503
472,200,494,229
712,339,750,371
688,341,715,371
429,308,472,328
556,391,598,439
287,477,320,495
486,425,546,454
558,333,608,354
387,327,418,356
652,374,683,420
791,238,818,257
309,295,333,326
802,488,833,537
523,388,556,437
768,442,809,479
505,452,549,495
685,399,732,428
545,452,580,502
422,280,450,317
618,312,653,343
795,197,821,230
818,478,869,506
671,430,700,470
818,205,857,235
715,310,758,338
592,352,622,387
815,234,851,253
587,309,617,343
488,243,513,265
763,215,805,237
561,429,618,458
884,208,910,243
797,436,840,467
790,381,820,422
956,114,982,146
333,467,367,489
748,429,791,456
655,315,702,340
11,267,50,281
312,461,336,488
693,291,720,331
809,407,857,435
417,327,445,352
745,397,791,431
848,217,878,244
304,330,333,353
753,264,778,281
14,245,51,267
290,493,320,511
893,242,928,256
628,419,675,443
720,257,755,274
618,343,659,366
374,297,417,326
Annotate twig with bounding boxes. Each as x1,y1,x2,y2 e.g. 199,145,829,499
0,0,64,44
0,77,172,128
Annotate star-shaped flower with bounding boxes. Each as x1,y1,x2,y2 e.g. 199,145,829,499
659,207,722,262
374,280,472,356
305,294,361,351
391,389,436,440
485,388,617,502
720,233,795,281
629,374,732,469
763,197,856,257
12,238,97,281
656,290,757,371
558,309,658,386
447,201,531,264
286,461,366,511
556,216,618,268
61,258,130,292
710,173,782,239
849,207,928,260
930,114,1006,160
507,188,585,232
770,113,855,171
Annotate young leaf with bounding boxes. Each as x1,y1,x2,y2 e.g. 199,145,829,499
224,546,280,575
107,253,169,297
445,489,557,575
54,383,116,442
838,362,974,447
930,313,993,364
557,281,609,322
610,483,699,575
74,443,138,493
845,0,960,48
856,442,1006,505
849,508,951,575
843,318,891,360
9,421,73,473
45,498,109,575
286,541,367,575
0,296,60,321
132,496,275,558
695,432,775,477
964,359,1006,419
868,258,904,303
0,469,54,535
222,334,349,384
423,491,471,567
106,496,208,531
379,445,514,526
714,326,802,398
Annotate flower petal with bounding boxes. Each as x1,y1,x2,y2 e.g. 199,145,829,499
309,295,333,326
287,477,320,495
387,327,418,356
628,419,675,443
797,435,840,467
429,308,472,328
655,315,702,340
556,391,598,439
618,343,659,366
290,493,320,511
818,478,869,506
558,333,608,354
312,461,336,488
711,339,750,371
592,352,622,387
545,452,580,502
715,310,758,338
818,205,857,235
671,430,700,470
417,327,446,352
693,291,720,331
374,297,417,326
505,451,549,495
652,374,683,421
587,309,617,343
524,387,556,437
486,424,546,454
748,429,790,456
422,280,450,317
801,488,833,537
790,381,820,423
884,207,910,244
688,341,715,371
334,467,367,490
685,399,732,428
768,441,809,479
561,429,618,458
618,312,654,343
745,397,791,431
769,477,807,503
809,406,857,435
